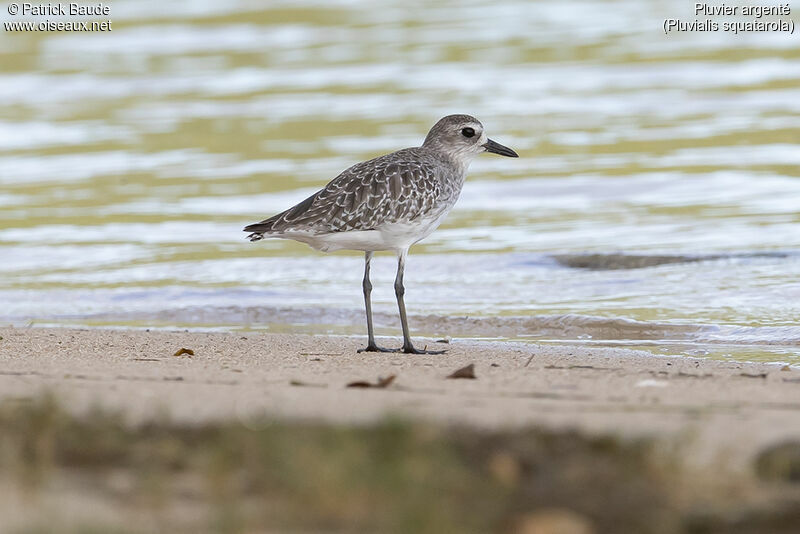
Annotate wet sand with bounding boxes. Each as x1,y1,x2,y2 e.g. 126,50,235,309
1,326,799,473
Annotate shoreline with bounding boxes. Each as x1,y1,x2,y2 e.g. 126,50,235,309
2,326,799,472
8,304,800,366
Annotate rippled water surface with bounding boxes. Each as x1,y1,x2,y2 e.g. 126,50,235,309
2,1,799,362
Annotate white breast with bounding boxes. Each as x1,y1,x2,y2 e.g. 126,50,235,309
281,204,454,253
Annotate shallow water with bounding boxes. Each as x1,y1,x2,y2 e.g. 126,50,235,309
2,1,799,362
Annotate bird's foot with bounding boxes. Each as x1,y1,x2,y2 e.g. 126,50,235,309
402,343,446,355
357,343,400,353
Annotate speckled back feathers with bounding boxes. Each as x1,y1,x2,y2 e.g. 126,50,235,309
245,146,465,240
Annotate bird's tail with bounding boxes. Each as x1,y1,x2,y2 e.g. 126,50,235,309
244,191,319,243
243,222,274,242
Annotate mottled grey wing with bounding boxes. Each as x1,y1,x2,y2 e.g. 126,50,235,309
244,159,440,239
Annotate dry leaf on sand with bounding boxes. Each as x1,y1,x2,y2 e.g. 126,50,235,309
447,363,476,379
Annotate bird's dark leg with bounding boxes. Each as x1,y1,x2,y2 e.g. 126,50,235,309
357,251,398,353
394,249,445,355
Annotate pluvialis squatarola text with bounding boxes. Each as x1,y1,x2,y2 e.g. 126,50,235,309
244,115,518,354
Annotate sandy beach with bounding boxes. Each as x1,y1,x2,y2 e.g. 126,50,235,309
3,326,800,532
2,326,798,470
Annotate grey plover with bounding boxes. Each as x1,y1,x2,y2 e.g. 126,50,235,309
244,115,518,354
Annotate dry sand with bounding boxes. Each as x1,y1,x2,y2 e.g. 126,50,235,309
1,326,799,472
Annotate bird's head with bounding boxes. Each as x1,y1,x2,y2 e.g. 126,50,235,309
422,114,518,165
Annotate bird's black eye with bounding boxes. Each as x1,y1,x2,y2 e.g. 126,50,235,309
461,127,475,138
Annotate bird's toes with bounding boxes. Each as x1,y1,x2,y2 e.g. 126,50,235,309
402,345,446,355
357,344,400,353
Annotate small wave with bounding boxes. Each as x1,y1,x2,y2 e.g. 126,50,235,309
409,313,800,345
77,307,800,347
552,252,794,270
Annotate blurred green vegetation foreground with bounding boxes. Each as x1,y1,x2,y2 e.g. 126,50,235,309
1,396,799,534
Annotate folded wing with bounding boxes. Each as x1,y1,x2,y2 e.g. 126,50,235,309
244,151,442,241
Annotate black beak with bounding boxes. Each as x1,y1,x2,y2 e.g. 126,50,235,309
483,138,519,157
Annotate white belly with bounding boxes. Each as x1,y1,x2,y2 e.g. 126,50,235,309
273,209,452,253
